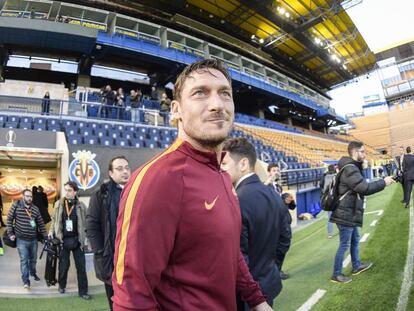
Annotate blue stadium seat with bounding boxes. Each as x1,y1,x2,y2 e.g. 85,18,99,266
48,124,61,132
95,129,107,138
100,137,113,146
77,121,87,129
48,119,61,126
116,138,129,147
34,117,47,125
68,135,83,145
66,126,79,136
101,123,113,131
20,116,33,124
124,132,135,140
130,138,143,148
33,123,47,131
85,136,99,145
114,124,125,132
62,120,74,127
8,116,19,123
108,129,121,139
88,122,99,130
143,139,159,149
4,121,18,129
19,122,32,130
80,128,93,137
0,115,7,122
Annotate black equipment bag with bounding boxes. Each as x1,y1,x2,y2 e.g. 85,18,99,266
40,238,61,287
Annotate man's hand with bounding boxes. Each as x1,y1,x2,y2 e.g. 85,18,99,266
384,176,395,186
251,302,273,311
10,235,16,241
48,233,54,239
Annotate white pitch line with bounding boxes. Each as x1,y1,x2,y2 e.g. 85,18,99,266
364,209,384,215
360,233,370,243
296,289,327,311
343,254,351,268
370,219,378,227
396,196,414,311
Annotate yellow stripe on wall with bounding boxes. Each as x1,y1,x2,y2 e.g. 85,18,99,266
116,139,183,284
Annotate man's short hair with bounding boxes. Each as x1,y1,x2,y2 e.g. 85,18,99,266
267,163,279,172
347,141,364,156
281,193,292,201
327,164,336,174
173,59,232,101
22,189,32,196
64,181,79,192
407,146,412,154
109,156,129,172
222,137,256,169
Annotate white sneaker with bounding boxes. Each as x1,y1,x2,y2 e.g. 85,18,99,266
23,283,30,289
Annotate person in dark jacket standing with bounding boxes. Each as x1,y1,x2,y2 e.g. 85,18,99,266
41,91,50,115
403,146,414,208
86,156,131,310
396,146,406,203
330,141,395,284
7,189,48,288
49,181,90,299
222,138,291,310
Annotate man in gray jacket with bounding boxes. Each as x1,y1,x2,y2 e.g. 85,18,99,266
330,141,394,283
49,181,90,299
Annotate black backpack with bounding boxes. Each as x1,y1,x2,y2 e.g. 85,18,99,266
321,164,355,211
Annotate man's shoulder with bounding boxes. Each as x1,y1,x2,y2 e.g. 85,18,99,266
129,148,186,187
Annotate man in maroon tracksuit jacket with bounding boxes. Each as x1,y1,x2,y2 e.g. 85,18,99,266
112,59,273,310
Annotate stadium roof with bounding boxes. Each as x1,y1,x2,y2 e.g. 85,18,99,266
98,0,376,91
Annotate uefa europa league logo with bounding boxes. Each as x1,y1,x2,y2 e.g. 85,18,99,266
5,130,16,147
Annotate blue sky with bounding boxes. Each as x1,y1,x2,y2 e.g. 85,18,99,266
328,0,414,117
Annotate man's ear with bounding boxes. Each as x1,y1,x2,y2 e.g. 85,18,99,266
171,100,181,121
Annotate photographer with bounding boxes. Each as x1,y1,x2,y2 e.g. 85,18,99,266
49,181,90,300
330,141,395,284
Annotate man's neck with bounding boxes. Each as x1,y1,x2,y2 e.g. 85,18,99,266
178,133,223,163
235,172,255,189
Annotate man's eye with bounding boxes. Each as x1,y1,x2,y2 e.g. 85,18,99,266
194,90,205,96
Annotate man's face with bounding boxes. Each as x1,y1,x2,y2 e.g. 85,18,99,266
400,147,404,155
284,194,294,205
269,166,281,180
23,191,32,205
172,69,234,149
64,185,77,200
353,146,366,162
221,152,242,185
109,158,131,185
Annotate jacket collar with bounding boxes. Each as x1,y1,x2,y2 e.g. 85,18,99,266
177,139,225,170
236,173,261,189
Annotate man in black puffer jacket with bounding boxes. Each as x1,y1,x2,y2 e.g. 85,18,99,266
330,141,395,284
86,156,131,310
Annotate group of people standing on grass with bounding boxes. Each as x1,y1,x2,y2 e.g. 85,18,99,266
1,59,400,310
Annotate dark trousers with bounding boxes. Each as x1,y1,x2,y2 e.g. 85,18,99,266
105,283,114,310
276,253,286,271
58,244,88,295
404,178,413,204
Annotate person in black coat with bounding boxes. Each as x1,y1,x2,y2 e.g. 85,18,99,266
403,146,414,208
330,141,395,284
86,156,131,311
222,138,291,310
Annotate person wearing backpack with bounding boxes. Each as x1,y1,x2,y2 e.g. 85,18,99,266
330,141,395,284
320,165,337,238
